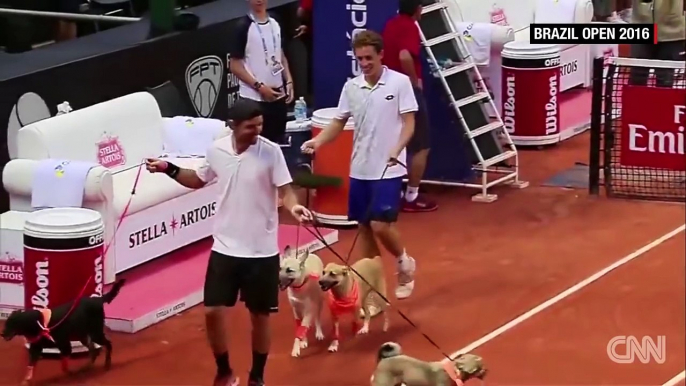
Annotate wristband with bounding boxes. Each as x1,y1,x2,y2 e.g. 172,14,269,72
163,162,180,179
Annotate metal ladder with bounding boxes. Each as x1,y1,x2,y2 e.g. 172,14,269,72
417,0,528,202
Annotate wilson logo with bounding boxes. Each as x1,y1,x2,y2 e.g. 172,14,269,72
31,260,49,309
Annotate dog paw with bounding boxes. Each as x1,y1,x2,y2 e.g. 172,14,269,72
357,325,369,335
299,339,309,349
291,345,301,357
328,341,339,352
315,329,325,341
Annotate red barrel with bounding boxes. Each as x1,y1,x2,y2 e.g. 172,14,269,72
501,42,561,146
24,208,105,310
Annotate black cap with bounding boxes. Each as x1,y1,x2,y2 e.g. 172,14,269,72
227,99,263,124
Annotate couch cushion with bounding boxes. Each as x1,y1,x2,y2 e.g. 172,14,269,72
111,158,210,216
17,92,164,173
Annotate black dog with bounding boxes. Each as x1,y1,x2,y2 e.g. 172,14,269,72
2,279,125,384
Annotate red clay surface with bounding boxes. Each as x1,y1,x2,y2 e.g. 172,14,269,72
1,132,684,385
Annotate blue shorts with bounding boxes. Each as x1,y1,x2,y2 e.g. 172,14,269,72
348,177,403,224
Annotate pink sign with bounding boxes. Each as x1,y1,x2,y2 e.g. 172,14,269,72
0,253,23,284
96,134,126,168
490,5,508,26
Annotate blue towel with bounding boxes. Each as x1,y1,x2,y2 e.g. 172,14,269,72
31,159,97,209
162,117,226,157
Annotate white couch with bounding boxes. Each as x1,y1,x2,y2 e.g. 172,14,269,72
2,92,218,284
446,0,594,92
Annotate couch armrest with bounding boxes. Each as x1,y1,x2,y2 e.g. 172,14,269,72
2,159,113,204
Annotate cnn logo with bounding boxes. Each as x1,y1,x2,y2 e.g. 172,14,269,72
607,336,666,364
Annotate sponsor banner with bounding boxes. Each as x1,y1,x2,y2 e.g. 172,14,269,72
560,44,588,91
114,183,220,272
620,86,686,171
186,56,223,118
312,0,397,109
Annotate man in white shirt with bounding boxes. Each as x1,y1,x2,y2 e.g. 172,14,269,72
146,99,312,386
229,0,295,144
302,30,418,299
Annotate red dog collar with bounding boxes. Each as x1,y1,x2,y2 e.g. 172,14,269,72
26,309,54,344
290,274,319,292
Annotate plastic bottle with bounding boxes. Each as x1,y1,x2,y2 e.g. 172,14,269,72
294,97,307,123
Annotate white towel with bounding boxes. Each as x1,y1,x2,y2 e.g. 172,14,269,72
534,0,578,24
454,22,493,65
162,116,226,157
31,159,96,209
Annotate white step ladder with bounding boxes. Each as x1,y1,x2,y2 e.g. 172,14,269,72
417,0,528,202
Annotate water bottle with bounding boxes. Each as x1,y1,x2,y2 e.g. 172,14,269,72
294,97,307,123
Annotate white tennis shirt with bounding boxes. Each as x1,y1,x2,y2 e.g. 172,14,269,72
336,67,418,180
197,133,292,257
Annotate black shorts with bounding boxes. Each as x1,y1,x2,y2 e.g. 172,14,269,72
257,97,288,144
408,87,431,153
203,251,280,314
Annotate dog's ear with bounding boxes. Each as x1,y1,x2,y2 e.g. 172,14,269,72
341,266,349,275
282,245,292,260
298,247,310,266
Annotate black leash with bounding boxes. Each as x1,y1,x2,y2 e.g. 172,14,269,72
300,159,454,361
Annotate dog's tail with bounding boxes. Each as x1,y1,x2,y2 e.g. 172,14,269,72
377,342,402,362
101,279,126,304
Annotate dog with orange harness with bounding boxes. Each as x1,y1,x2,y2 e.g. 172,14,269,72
279,245,325,357
2,279,125,385
318,257,389,352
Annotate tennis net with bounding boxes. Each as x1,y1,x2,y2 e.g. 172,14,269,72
589,56,685,202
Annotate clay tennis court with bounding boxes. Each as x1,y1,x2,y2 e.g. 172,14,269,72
1,133,684,385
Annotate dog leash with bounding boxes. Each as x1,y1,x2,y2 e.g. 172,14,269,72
26,160,145,344
299,160,455,362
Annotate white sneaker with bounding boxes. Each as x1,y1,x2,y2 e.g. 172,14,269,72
395,256,416,299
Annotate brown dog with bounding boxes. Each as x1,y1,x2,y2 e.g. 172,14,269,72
318,257,389,352
371,342,487,386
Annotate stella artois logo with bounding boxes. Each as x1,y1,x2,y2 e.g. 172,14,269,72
96,133,126,168
0,252,24,285
490,4,508,26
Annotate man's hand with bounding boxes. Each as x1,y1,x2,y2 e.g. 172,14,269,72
285,82,295,104
387,148,402,166
145,158,168,173
258,85,283,102
301,139,320,154
295,25,308,38
290,204,313,223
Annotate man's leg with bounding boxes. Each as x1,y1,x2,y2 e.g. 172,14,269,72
258,98,288,144
348,177,382,257
203,252,240,386
243,255,280,385
402,87,437,212
629,43,656,86
655,40,685,88
369,177,416,299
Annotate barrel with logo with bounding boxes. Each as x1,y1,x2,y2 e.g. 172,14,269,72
311,108,356,227
23,208,105,353
283,119,312,173
501,42,561,146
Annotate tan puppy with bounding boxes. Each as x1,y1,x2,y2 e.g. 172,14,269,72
318,256,389,352
371,342,487,386
279,245,325,357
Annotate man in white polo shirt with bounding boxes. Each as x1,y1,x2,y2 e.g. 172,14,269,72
302,30,418,299
229,0,294,144
146,99,312,386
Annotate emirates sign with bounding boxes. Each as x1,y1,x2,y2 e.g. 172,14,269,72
620,86,686,171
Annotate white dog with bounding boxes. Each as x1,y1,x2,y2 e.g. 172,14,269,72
279,245,325,357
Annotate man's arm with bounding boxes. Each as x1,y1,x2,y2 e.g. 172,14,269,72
228,18,259,86
399,50,420,88
282,53,293,86
272,148,298,211
174,169,208,189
